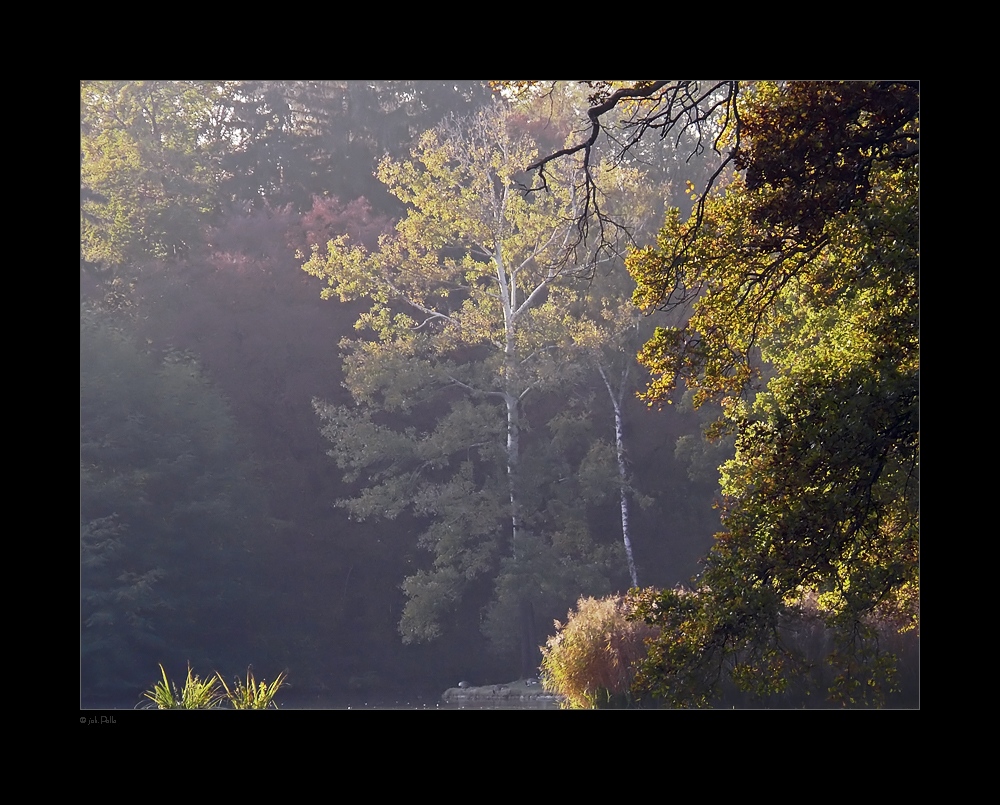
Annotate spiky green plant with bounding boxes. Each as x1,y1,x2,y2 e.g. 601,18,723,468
141,664,179,709
141,663,224,710
217,668,287,710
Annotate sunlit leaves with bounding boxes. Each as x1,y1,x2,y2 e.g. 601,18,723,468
626,81,918,706
304,96,644,654
540,594,659,708
81,81,226,269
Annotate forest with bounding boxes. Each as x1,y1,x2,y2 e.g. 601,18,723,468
81,80,918,708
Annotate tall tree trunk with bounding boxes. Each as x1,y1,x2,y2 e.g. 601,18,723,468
498,247,523,553
599,363,639,587
502,252,539,678
505,391,521,548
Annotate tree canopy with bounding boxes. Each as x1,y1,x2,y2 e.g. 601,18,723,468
80,80,916,706
80,80,229,270
301,98,650,673
81,310,267,692
620,80,919,706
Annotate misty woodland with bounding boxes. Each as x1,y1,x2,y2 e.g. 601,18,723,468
81,81,918,708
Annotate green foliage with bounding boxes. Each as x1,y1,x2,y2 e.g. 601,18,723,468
482,530,618,657
628,586,918,708
216,668,288,710
672,391,736,486
625,81,919,707
540,595,659,709
140,665,286,709
81,309,266,693
81,80,228,271
230,80,495,213
303,96,646,664
142,663,224,710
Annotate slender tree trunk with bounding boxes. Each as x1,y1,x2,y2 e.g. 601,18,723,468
505,390,521,547
599,363,639,588
499,249,524,554
507,366,542,677
500,251,538,677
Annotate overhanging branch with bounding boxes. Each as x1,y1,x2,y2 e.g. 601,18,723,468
521,81,742,272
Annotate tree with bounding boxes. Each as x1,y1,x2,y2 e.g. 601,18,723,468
80,81,229,271
594,314,643,588
125,196,405,692
218,81,495,214
514,81,741,243
506,82,730,592
571,248,662,589
81,309,267,694
302,99,639,674
624,81,918,706
212,80,302,213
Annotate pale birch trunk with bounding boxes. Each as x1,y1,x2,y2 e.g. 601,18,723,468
599,362,639,588
496,244,523,551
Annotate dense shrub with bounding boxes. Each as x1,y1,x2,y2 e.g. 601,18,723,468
540,595,659,709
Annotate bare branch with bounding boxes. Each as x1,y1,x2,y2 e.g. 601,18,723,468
522,81,743,272
524,81,672,175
